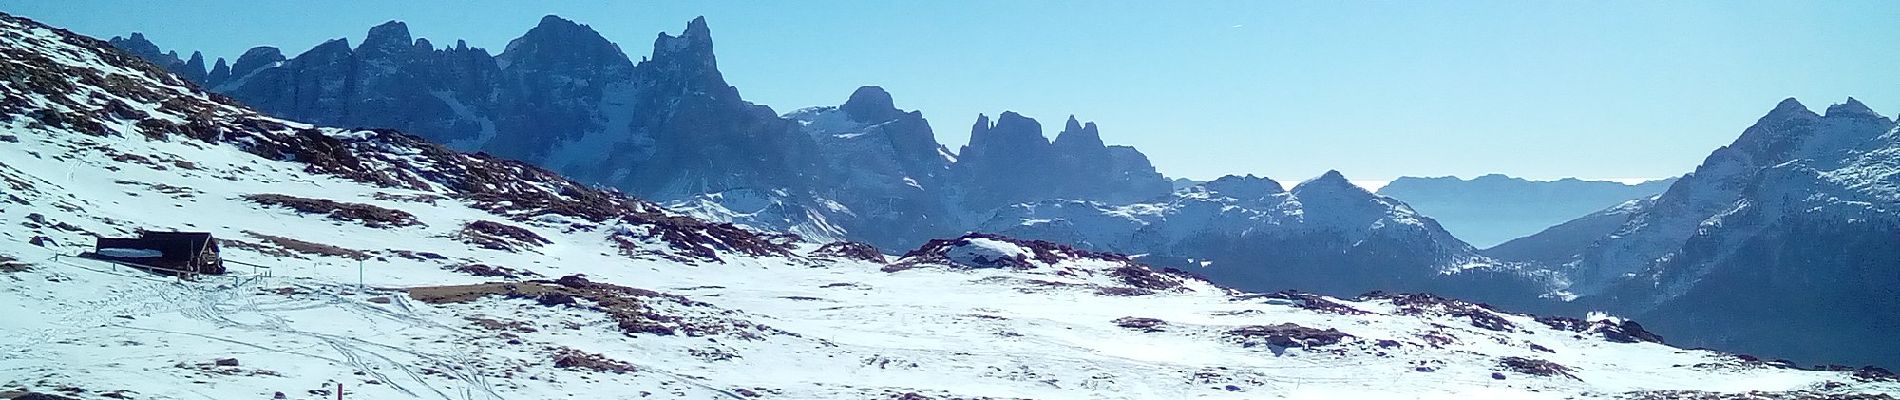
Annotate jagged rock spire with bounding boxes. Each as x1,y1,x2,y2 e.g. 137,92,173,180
207,57,230,86
1053,115,1104,150
652,16,716,70
180,51,208,83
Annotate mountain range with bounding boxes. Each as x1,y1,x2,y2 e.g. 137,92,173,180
98,14,1900,370
1377,175,1678,248
17,12,1900,398
976,172,1558,310
1499,98,1900,367
104,17,1174,253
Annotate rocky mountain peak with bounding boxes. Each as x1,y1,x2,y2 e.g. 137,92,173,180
107,32,161,56
841,85,902,122
362,20,412,49
1762,97,1820,122
1053,115,1105,150
302,38,353,59
969,111,1047,150
1201,174,1286,199
1291,170,1369,196
179,51,208,83
229,46,285,78
106,31,193,78
684,15,711,38
207,57,230,85
994,111,1039,134
652,15,715,66
1472,173,1517,182
499,15,630,72
1824,97,1885,120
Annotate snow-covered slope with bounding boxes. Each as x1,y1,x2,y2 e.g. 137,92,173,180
1485,196,1659,266
3,12,1897,400
1510,98,1900,368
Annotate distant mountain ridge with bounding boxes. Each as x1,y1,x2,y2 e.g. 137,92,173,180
1377,174,1677,248
111,20,1550,308
978,171,1559,310
107,17,1172,251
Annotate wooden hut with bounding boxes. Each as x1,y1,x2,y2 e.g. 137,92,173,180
91,231,224,276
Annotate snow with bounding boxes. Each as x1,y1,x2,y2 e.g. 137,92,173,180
3,119,1892,397
664,189,850,243
96,248,162,258
945,238,1031,268
0,14,1894,399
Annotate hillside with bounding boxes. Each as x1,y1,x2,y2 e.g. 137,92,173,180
2,11,1896,400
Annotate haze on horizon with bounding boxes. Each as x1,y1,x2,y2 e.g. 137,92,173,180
7,0,1895,182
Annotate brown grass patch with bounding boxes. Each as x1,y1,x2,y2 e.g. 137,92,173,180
406,276,780,339
240,231,369,260
552,347,635,374
458,220,550,252
0,253,29,273
448,263,538,279
243,194,421,228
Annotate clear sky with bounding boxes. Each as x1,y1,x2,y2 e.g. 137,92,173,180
6,1,1895,182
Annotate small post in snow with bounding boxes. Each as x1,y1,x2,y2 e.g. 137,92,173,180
357,259,364,293
336,382,343,400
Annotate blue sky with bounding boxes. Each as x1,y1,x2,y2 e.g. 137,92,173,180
7,1,1896,182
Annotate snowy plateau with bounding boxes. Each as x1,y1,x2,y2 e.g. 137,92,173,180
1,12,1897,400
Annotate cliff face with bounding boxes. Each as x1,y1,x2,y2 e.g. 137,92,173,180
952,113,1172,213
115,16,819,205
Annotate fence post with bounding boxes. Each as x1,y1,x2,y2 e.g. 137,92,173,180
337,382,343,400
